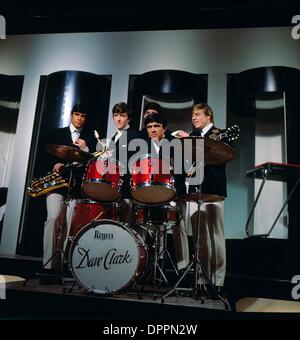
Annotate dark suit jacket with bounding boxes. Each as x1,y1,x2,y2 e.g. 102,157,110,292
110,127,139,162
42,126,96,169
39,126,97,198
189,125,228,197
140,135,187,198
109,127,139,198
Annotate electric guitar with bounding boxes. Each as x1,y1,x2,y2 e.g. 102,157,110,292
209,124,240,143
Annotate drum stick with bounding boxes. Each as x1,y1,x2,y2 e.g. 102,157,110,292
94,211,104,221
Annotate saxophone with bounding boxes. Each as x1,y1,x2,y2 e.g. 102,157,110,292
27,171,74,197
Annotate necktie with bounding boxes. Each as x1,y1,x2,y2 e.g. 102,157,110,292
73,129,80,143
113,131,122,143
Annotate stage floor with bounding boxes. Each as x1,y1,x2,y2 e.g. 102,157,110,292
1,278,231,320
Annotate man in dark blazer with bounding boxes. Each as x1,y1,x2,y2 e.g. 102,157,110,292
42,104,96,272
98,102,138,224
138,112,189,271
44,105,96,176
185,103,229,297
138,102,173,140
105,102,139,198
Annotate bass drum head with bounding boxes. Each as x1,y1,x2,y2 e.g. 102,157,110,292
69,219,146,294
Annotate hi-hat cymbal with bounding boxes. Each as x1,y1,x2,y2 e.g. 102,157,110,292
181,137,235,165
185,192,225,203
45,144,93,163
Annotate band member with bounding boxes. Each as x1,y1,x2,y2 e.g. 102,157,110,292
138,102,173,140
181,103,229,297
42,104,96,272
102,102,138,223
109,102,139,177
141,112,189,271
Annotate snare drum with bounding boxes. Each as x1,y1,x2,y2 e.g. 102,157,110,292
134,205,181,227
130,154,175,204
69,200,118,239
82,157,123,202
69,219,148,294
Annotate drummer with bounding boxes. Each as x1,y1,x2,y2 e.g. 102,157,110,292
140,112,190,272
176,103,229,298
138,101,173,140
41,104,96,277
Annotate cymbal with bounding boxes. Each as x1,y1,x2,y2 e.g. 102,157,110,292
181,137,235,165
45,144,93,163
185,192,224,203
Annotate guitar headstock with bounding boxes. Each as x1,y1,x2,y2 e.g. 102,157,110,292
224,125,240,141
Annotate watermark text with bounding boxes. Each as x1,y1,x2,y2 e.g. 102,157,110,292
291,15,300,40
0,15,6,39
0,275,6,299
291,275,300,300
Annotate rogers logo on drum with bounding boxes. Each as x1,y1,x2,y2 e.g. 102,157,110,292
94,231,113,240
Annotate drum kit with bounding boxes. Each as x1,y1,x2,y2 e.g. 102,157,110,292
39,131,237,297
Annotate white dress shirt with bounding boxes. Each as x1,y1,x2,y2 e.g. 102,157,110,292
69,123,89,152
201,123,213,137
113,125,130,143
69,123,82,143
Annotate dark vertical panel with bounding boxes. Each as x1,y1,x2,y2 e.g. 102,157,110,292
285,69,300,242
19,70,112,257
227,74,255,235
128,70,207,130
0,74,24,246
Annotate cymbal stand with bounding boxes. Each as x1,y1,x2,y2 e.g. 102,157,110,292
137,221,167,299
162,185,230,309
161,186,207,302
152,222,179,291
136,208,177,299
158,222,179,283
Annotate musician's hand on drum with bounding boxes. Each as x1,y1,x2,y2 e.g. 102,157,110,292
53,163,65,173
74,138,88,151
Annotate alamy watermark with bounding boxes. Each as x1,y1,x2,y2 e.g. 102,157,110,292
291,15,300,40
0,15,6,39
96,134,204,186
291,275,300,300
0,275,6,300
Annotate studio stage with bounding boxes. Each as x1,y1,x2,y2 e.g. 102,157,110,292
1,238,300,320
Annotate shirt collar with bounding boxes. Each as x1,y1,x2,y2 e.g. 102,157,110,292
117,125,130,133
70,123,83,133
202,123,213,136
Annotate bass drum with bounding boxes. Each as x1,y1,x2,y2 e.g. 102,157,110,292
69,220,147,294
69,199,119,239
